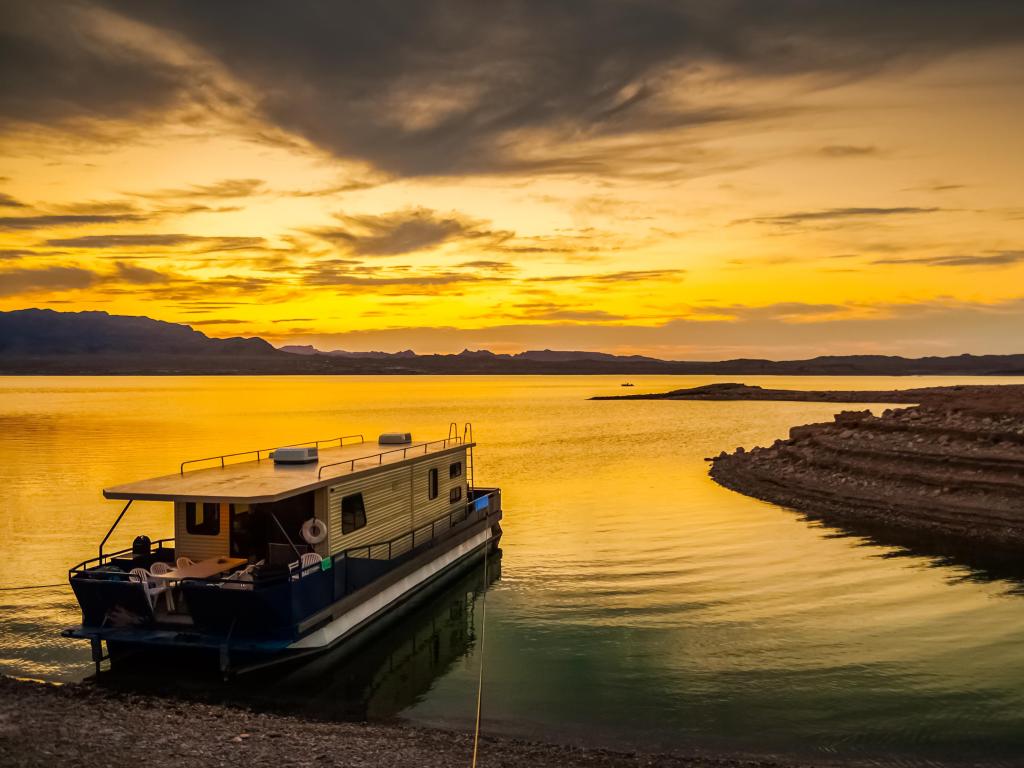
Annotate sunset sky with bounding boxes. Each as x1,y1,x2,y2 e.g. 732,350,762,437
2,1,1023,359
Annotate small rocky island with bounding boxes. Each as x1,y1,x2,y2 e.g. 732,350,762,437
592,381,1020,404
704,385,1024,547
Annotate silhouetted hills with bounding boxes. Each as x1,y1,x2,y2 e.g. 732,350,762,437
0,309,276,357
2,308,1024,376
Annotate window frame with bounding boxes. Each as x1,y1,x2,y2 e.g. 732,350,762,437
185,501,221,536
341,493,367,535
449,486,462,504
428,468,439,500
449,461,463,479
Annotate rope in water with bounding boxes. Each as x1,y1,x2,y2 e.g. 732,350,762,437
470,537,489,768
0,583,65,591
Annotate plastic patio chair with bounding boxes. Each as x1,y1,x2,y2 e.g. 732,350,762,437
128,567,169,611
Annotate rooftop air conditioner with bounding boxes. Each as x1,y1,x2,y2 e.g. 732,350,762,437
271,446,319,465
378,432,413,445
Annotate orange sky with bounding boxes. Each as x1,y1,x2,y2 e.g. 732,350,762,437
2,2,1023,359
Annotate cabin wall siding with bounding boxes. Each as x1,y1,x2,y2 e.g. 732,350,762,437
173,501,230,562
326,446,469,557
328,465,414,556
412,448,468,531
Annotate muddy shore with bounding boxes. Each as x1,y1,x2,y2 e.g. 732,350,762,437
0,675,883,768
706,386,1024,548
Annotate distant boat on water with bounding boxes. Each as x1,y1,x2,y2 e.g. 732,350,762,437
621,382,635,387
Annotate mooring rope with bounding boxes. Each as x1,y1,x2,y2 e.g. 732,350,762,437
0,583,65,591
470,536,489,768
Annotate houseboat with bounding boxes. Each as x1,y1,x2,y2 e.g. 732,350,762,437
64,424,502,676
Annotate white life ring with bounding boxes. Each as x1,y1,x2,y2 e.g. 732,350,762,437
301,517,328,545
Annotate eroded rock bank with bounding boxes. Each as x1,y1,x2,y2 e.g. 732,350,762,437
709,394,1024,548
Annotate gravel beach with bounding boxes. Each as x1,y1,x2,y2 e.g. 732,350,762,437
0,676,856,768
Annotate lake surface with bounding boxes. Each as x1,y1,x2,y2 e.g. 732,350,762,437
3,375,1024,764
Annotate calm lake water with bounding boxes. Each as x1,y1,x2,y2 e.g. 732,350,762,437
3,375,1024,764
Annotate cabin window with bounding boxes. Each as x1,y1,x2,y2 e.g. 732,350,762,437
341,493,367,534
185,501,221,536
428,468,439,500
449,461,462,479
449,486,462,503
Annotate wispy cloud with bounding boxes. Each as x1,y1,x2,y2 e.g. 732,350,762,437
0,213,148,231
734,207,943,226
307,207,511,256
43,233,266,251
0,193,27,208
135,178,266,200
873,250,1024,268
818,145,878,158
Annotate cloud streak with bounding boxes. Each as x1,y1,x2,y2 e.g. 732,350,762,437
307,208,510,256
734,207,943,226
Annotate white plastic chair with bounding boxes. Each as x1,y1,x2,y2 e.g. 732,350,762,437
290,552,323,580
148,562,177,609
128,567,168,611
176,557,195,569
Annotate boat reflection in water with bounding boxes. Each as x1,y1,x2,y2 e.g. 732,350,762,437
95,550,501,722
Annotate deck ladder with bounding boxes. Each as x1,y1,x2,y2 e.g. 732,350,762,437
463,422,475,494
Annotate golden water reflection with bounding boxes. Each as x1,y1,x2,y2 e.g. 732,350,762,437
3,375,1024,761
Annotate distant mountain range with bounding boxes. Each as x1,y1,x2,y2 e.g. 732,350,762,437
3,308,1024,376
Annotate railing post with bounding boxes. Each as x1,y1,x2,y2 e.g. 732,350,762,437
98,500,133,562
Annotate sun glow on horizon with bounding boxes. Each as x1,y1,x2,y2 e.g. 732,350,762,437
2,3,1023,359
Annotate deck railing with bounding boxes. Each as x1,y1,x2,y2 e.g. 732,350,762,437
316,436,466,480
70,537,176,575
179,434,365,474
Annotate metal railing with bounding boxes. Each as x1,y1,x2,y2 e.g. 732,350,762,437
71,538,176,576
337,489,495,563
180,434,365,474
317,436,465,480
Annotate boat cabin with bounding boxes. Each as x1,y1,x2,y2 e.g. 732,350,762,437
66,427,502,673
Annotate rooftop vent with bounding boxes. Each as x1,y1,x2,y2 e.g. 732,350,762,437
271,446,319,465
378,432,412,445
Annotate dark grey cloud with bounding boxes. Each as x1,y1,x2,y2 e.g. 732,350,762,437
873,250,1024,267
0,213,148,231
735,207,943,226
0,1,186,129
0,249,33,260
43,233,265,251
0,192,26,208
5,1,1024,177
113,261,172,284
0,265,98,295
307,208,510,256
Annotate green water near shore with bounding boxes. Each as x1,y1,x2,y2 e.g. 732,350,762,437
3,374,1024,764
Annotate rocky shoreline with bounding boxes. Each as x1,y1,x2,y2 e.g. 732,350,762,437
593,382,1024,404
708,388,1024,548
0,675,884,768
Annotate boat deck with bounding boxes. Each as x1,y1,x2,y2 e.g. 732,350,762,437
104,436,469,503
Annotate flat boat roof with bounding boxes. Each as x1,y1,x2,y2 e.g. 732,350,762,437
104,438,470,504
